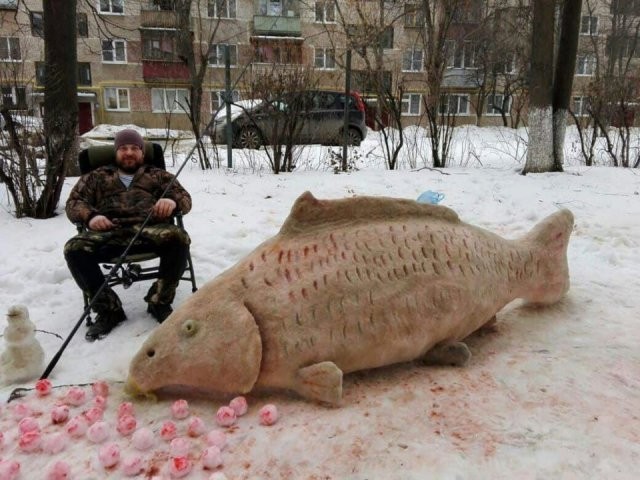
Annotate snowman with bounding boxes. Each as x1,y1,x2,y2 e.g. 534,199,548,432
1,305,44,385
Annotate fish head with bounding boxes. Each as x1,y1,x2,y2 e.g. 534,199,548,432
126,294,262,397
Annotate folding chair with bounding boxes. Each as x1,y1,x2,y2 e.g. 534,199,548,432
76,142,197,318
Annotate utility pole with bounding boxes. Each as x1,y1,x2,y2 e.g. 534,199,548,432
224,44,233,169
342,50,351,172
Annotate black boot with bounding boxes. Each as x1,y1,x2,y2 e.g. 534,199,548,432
85,308,126,342
147,303,173,323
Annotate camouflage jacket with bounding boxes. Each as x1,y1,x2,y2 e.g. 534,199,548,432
66,164,192,226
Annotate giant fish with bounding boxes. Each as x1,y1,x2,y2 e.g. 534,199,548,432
126,192,574,405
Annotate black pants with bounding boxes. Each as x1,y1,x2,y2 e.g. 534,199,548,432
64,224,190,313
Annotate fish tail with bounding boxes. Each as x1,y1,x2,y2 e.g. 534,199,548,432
521,209,574,305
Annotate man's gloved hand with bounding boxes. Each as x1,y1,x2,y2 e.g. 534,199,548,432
152,198,177,219
88,215,115,231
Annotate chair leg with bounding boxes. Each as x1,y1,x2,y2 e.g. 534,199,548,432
186,250,197,292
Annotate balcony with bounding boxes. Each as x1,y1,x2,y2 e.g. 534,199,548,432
140,9,179,28
253,14,301,36
142,61,190,81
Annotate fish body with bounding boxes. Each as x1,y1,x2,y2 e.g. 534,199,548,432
127,192,574,405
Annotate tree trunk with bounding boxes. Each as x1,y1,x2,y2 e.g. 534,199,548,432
38,0,78,217
551,0,582,171
523,0,555,174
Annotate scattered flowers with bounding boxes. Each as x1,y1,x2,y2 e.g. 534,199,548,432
64,386,87,406
98,442,120,468
202,445,223,469
116,414,137,436
215,406,236,427
160,420,177,441
171,399,190,419
168,456,192,478
131,427,154,451
35,379,52,397
87,421,110,443
229,396,248,416
50,405,70,425
259,404,279,426
187,416,206,437
45,460,70,480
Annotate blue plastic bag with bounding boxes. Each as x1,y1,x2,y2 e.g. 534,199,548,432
416,190,445,205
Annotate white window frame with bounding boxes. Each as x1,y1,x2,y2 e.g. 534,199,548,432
402,47,423,72
445,40,476,69
314,1,335,23
572,96,591,116
102,39,127,63
314,47,335,69
152,88,189,113
99,0,124,15
401,93,421,116
208,0,237,19
209,44,237,67
580,15,598,35
485,93,511,115
0,36,20,61
440,94,469,115
104,87,130,111
211,90,241,113
576,54,596,76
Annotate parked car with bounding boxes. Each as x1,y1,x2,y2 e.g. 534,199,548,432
211,91,367,149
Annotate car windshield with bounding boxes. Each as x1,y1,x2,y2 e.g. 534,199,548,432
213,99,263,122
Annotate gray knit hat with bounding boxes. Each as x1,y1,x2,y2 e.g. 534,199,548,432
114,129,144,150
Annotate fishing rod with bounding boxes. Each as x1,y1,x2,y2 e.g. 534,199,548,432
7,125,216,403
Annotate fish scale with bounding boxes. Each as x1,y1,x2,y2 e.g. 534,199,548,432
127,192,574,405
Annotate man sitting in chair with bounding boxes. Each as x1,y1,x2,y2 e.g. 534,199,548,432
64,129,192,341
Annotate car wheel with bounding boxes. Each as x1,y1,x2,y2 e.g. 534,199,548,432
346,127,362,146
236,127,262,149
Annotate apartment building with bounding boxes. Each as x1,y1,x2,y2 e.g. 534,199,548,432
0,0,636,134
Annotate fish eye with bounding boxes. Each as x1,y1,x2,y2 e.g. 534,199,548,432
181,319,199,337
147,348,155,358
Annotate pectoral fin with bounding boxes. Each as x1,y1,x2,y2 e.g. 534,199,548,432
295,361,343,405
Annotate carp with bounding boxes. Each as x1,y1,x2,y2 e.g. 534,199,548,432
126,192,574,405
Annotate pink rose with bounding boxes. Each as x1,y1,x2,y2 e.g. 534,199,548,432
202,445,223,470
11,402,32,421
171,399,189,420
18,429,41,452
187,416,206,437
98,442,120,468
117,414,137,436
91,381,109,398
82,407,104,426
259,404,279,426
45,460,70,480
87,421,110,443
121,455,144,477
65,416,88,438
35,379,53,397
215,406,236,427
41,432,68,454
64,386,87,406
160,420,177,441
18,416,39,434
93,395,107,411
51,405,70,425
117,402,135,418
205,429,227,450
169,456,192,478
131,427,154,451
170,437,191,457
0,460,20,480
229,396,248,416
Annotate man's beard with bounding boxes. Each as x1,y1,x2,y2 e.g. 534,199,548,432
118,164,139,174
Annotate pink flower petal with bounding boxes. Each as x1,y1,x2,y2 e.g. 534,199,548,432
168,456,192,478
215,406,236,427
171,399,189,420
259,404,279,426
229,396,248,416
160,420,177,441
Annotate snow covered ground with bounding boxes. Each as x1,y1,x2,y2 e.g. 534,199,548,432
0,126,638,479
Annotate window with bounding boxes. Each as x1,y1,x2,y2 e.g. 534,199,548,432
485,93,511,115
404,4,424,28
0,37,20,61
78,13,89,38
580,16,598,35
445,40,476,68
99,0,124,14
608,36,640,59
315,1,335,22
440,94,469,115
209,44,238,67
36,62,92,86
208,0,236,18
142,31,176,61
576,54,596,75
104,87,129,110
611,0,640,15
102,39,127,63
152,88,189,113
1,86,26,109
402,48,423,72
254,42,302,64
211,90,240,112
31,12,44,37
314,47,335,69
151,0,175,9
572,96,591,116
380,26,394,49
0,0,17,9
402,93,420,116
495,54,516,74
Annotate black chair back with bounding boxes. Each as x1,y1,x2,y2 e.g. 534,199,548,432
78,142,165,174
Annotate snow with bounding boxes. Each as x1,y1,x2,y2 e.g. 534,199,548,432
0,126,638,478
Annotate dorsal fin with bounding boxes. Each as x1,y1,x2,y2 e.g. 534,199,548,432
279,191,459,236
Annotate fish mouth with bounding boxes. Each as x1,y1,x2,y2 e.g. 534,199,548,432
124,376,157,401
